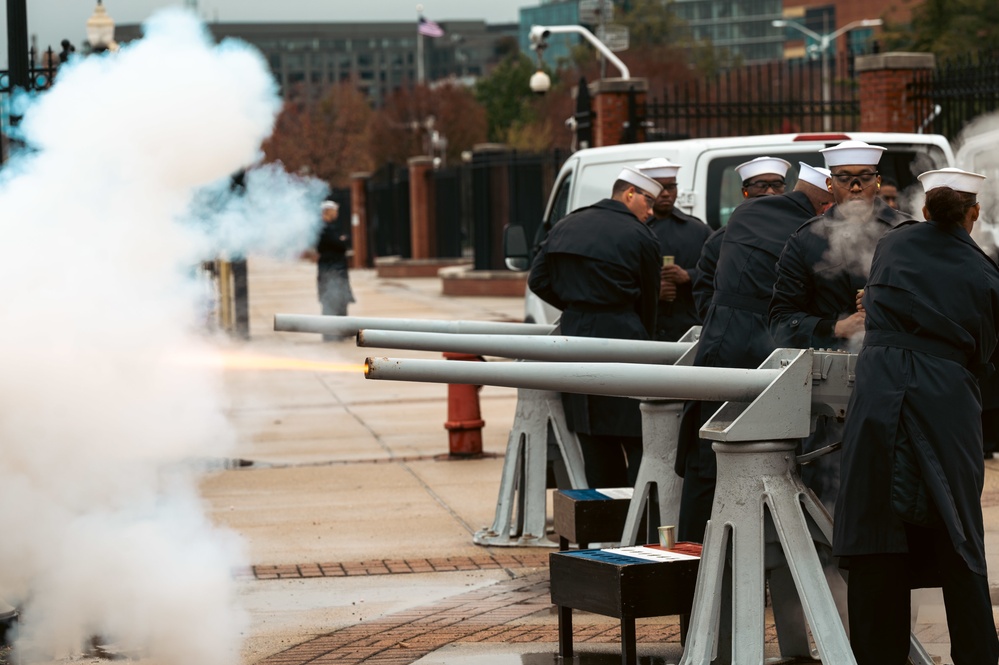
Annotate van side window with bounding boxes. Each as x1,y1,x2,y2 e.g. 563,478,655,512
704,145,948,228
533,173,573,252
549,173,573,227
706,154,819,229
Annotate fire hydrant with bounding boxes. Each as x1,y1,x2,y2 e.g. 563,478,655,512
443,351,485,457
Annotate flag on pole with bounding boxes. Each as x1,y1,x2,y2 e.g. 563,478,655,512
418,16,445,38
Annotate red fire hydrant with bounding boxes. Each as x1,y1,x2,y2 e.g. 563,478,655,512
443,351,485,458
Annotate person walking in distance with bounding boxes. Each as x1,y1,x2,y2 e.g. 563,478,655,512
304,200,354,341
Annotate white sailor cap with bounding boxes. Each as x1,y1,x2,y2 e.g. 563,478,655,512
819,140,887,168
797,162,832,189
321,200,340,211
735,156,791,182
635,157,681,179
917,167,987,195
617,167,664,197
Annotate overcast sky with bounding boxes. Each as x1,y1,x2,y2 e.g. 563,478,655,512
1,0,526,66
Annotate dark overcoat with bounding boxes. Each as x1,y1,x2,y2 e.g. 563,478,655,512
697,190,818,369
692,226,725,321
647,210,712,342
675,191,818,523
528,198,661,436
769,199,910,351
834,219,999,576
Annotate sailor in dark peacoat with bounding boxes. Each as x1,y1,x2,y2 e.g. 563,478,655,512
691,226,725,322
769,197,910,352
675,168,833,542
647,208,711,342
528,171,661,487
834,171,999,664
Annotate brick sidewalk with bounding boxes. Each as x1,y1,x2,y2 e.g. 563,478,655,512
248,552,550,580
256,568,693,665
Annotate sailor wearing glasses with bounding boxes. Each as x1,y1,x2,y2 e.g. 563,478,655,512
769,140,912,511
738,155,793,199
692,156,791,321
635,158,712,343
527,167,662,488
770,140,911,352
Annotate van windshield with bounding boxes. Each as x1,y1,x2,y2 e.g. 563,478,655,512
707,145,950,229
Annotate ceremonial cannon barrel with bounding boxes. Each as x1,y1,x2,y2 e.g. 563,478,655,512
274,313,554,337
356,330,693,364
363,357,780,403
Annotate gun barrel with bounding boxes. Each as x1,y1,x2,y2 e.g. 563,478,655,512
364,357,779,402
274,314,554,337
357,330,692,364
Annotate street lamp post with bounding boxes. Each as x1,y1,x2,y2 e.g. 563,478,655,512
772,17,883,132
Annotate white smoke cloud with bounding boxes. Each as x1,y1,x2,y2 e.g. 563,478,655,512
813,200,887,280
954,113,999,259
0,8,323,663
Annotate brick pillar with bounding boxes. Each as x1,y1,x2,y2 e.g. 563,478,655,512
856,52,935,134
349,171,371,269
589,77,648,147
408,156,436,260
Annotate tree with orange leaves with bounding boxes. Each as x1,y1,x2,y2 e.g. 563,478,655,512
368,82,487,168
262,83,375,188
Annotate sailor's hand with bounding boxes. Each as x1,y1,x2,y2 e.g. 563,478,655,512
660,278,677,302
834,312,866,339
661,264,691,285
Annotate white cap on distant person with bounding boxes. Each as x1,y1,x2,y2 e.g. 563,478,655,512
617,167,664,197
917,167,987,195
635,157,681,179
321,200,339,211
735,156,791,182
819,140,886,168
798,162,832,189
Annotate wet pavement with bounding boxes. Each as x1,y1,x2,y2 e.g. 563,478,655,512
204,257,999,665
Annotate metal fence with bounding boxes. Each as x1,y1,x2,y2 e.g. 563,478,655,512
0,48,58,162
366,162,412,260
469,148,568,271
910,50,999,140
640,52,860,141
361,150,568,270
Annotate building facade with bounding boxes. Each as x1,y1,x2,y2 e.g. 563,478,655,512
670,0,785,63
115,20,518,106
777,0,906,61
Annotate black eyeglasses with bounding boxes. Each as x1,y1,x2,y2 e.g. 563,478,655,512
830,171,879,186
744,179,786,192
660,183,678,191
641,193,656,207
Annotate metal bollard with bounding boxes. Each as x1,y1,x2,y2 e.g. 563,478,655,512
443,352,485,457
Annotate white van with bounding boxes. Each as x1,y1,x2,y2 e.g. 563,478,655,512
505,132,955,325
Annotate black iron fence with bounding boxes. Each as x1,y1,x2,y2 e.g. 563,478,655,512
910,50,999,140
0,48,59,162
641,52,860,141
469,148,568,271
365,149,568,270
366,162,412,260
432,166,465,259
